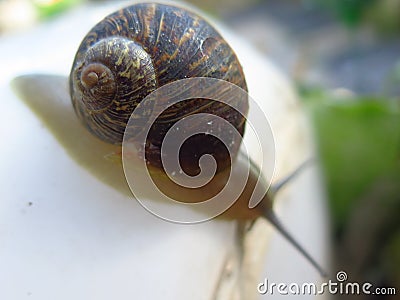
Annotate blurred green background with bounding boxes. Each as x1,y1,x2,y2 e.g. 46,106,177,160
1,0,399,298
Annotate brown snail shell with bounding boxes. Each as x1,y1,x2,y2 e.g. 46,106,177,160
69,3,248,174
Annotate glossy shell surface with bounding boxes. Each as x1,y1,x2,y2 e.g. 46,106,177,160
70,3,248,173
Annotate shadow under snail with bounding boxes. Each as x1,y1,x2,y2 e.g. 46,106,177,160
69,2,326,276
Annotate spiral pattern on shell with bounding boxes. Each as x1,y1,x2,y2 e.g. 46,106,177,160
70,3,248,174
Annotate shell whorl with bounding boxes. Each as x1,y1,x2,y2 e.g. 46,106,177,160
71,36,157,144
70,3,248,173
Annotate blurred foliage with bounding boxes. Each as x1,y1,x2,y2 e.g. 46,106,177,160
300,86,400,290
0,0,82,33
309,0,377,26
300,86,400,234
33,0,81,20
363,0,400,35
308,0,400,33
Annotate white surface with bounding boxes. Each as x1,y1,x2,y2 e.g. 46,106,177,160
1,78,238,300
0,1,330,299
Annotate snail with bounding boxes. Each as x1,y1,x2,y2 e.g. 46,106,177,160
70,2,247,175
69,2,326,276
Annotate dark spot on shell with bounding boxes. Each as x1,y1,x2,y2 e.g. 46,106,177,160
201,37,219,56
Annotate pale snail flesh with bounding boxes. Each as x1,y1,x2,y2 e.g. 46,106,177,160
69,2,248,175
69,2,326,277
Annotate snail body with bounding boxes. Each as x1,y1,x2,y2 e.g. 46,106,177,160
69,3,326,277
70,2,248,173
